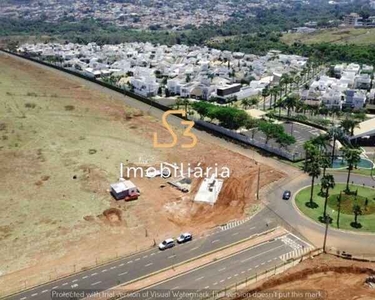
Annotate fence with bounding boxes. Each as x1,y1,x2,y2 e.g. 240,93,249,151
1,49,303,162
205,248,323,300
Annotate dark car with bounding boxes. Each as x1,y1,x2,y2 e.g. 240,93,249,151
282,190,291,200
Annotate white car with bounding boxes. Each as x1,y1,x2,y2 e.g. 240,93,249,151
177,233,192,244
158,238,175,250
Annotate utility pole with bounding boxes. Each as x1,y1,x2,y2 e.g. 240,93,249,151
257,166,261,200
323,214,330,253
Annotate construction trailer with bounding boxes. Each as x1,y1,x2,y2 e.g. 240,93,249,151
110,180,139,201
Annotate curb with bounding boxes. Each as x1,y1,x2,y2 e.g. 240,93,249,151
292,184,375,236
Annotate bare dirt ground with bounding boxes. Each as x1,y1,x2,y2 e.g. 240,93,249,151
0,53,284,295
233,254,375,300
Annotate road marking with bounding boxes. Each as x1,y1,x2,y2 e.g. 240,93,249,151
52,286,58,289
168,255,176,259
234,274,239,277
145,263,153,267
241,245,284,263
127,260,133,264
232,232,239,236
72,279,78,283
190,246,199,251
143,255,148,259
150,253,155,256
241,271,246,274
91,272,98,276
135,258,140,261
227,276,232,280
261,262,265,265
220,279,225,283
195,276,204,281
118,271,128,276
255,265,259,268
119,263,125,267
91,281,101,286
212,239,220,244
110,266,116,270
205,286,210,289
213,282,218,286
82,276,88,279
219,267,226,272
171,286,179,290
41,290,48,293
248,268,252,271
62,283,68,286
20,297,27,300
268,260,272,263
102,269,107,272
71,284,78,288
31,294,38,297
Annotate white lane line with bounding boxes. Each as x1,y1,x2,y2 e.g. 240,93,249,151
71,284,78,288
234,274,239,277
213,282,218,286
52,286,58,289
143,255,148,259
232,232,239,236
219,267,226,272
41,290,49,294
195,276,204,281
220,279,225,283
127,260,133,264
268,260,272,263
241,244,284,263
150,253,155,256
205,286,210,289
72,279,78,283
20,297,27,300
227,276,232,280
119,263,125,267
62,283,68,286
91,272,98,276
241,271,246,274
255,265,259,268
135,258,140,261
190,247,199,251
212,239,220,244
91,281,101,286
249,226,256,230
171,286,179,290
168,255,176,259
248,268,252,271
102,269,107,273
31,294,38,297
118,271,128,276
261,262,265,265
82,276,88,279
110,266,116,270
145,263,153,267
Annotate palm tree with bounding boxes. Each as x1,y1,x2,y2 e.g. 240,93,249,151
341,117,360,136
352,204,362,227
262,88,270,111
303,140,319,172
182,99,190,115
327,126,344,165
306,159,321,207
336,192,342,229
284,94,300,117
175,97,183,109
321,174,335,218
241,98,251,109
320,154,331,194
342,147,362,192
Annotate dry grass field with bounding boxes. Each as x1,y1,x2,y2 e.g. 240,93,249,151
0,53,283,295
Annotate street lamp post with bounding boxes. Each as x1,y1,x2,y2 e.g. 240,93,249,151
323,214,330,253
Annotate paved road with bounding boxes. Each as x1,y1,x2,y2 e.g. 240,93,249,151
265,172,375,256
7,209,299,300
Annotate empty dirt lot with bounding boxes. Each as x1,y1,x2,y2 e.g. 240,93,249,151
232,254,375,300
0,53,284,294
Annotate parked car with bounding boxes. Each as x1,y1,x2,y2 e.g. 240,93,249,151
282,190,291,200
177,233,192,244
158,238,175,250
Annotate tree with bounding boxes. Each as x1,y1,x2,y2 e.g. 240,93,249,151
321,174,335,219
182,99,190,115
192,102,210,119
306,159,321,207
340,117,360,136
336,192,342,229
258,121,284,144
276,132,296,150
262,88,270,110
342,147,362,192
352,204,362,228
241,98,251,109
327,126,344,164
284,94,300,117
303,140,319,172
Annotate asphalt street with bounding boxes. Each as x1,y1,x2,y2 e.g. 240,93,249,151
7,209,296,300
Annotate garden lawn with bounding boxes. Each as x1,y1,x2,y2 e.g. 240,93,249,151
295,183,375,232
